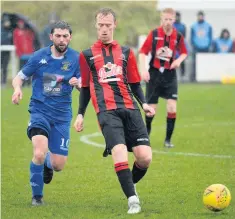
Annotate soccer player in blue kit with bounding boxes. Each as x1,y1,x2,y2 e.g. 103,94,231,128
11,21,81,206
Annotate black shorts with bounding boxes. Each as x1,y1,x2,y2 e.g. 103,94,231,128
97,108,150,156
146,68,178,104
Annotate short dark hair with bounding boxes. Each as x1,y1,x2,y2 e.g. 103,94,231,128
51,21,72,34
95,8,116,22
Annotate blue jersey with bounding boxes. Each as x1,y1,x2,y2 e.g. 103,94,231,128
191,21,212,50
213,38,233,53
19,46,80,122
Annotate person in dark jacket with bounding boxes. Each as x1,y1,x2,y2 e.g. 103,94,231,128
1,15,13,85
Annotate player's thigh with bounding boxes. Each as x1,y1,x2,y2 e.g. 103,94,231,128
48,122,70,165
124,110,150,151
97,111,126,155
163,79,178,103
27,113,50,161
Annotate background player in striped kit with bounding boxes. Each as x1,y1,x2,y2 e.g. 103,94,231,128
139,8,188,148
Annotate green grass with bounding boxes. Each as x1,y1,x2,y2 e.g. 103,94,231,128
1,84,235,219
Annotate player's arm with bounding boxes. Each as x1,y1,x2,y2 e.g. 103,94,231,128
74,52,91,132
12,55,37,105
139,31,153,82
69,53,81,90
170,34,188,69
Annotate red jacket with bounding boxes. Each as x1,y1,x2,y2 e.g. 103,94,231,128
13,28,35,57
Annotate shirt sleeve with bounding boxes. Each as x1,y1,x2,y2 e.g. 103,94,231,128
21,54,38,77
178,35,188,55
139,30,153,55
79,52,90,87
127,49,141,83
75,53,81,79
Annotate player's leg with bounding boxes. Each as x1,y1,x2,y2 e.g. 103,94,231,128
28,128,49,206
27,113,51,206
98,110,140,214
165,99,177,147
145,104,157,135
126,109,152,186
145,78,159,135
44,122,70,184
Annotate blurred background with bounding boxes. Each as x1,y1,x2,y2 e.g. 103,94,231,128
1,0,235,86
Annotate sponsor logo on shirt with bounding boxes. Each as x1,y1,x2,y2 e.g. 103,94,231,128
98,62,123,83
61,61,71,71
156,46,173,61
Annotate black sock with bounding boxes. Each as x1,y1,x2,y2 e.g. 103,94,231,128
166,113,176,141
115,162,135,198
145,116,154,135
132,161,148,184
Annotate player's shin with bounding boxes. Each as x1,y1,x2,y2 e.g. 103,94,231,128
132,161,148,184
145,115,154,135
30,161,44,197
44,152,52,169
166,112,176,141
115,162,136,198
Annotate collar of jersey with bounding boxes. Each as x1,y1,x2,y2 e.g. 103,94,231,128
94,40,118,48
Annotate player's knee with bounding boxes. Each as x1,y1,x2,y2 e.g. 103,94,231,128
141,154,152,167
136,151,152,168
33,151,46,164
167,103,177,113
51,164,63,172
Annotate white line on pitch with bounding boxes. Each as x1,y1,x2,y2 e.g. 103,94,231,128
80,132,235,159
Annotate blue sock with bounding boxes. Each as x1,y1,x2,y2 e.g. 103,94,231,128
30,161,44,197
44,152,52,169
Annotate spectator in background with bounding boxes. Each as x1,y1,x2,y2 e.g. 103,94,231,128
1,15,13,86
13,19,35,86
212,29,233,53
40,13,59,47
174,11,187,80
190,11,212,81
232,39,235,53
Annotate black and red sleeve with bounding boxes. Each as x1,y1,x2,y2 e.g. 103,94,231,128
127,49,141,83
79,52,90,87
139,30,153,55
178,35,188,55
78,52,91,116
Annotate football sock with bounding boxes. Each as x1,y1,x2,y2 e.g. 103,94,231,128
166,112,176,141
115,162,136,198
132,161,148,184
30,161,44,197
44,152,52,169
145,115,154,135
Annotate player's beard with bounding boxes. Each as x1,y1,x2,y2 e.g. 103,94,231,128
54,44,68,54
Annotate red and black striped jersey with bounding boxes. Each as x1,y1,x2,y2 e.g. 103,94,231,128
139,26,187,69
80,40,141,114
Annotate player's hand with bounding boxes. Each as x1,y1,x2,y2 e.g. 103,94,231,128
12,88,23,105
142,103,155,117
74,114,84,132
170,59,181,69
142,72,150,83
69,77,81,88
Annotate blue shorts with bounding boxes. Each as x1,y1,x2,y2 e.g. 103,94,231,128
27,113,71,156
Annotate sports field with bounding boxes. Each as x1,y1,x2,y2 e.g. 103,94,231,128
1,84,235,219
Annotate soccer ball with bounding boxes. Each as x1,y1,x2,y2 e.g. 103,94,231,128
203,184,231,212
